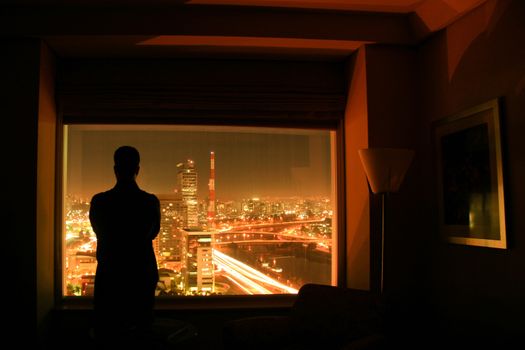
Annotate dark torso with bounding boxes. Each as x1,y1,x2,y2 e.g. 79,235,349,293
89,182,160,295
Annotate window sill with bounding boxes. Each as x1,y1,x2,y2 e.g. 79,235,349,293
58,294,296,311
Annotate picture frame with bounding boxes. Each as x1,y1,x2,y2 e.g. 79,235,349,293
433,98,506,248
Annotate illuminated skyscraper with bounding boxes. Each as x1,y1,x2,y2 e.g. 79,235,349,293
207,151,216,228
155,194,183,269
182,228,214,294
176,159,199,228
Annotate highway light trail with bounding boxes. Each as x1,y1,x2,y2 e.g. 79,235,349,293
213,249,299,294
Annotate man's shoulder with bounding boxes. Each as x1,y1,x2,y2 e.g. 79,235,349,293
91,190,111,202
89,191,114,211
140,190,160,203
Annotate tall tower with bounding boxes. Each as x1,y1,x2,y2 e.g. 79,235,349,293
207,151,216,227
176,159,199,228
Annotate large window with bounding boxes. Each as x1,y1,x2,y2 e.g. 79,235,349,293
62,125,337,297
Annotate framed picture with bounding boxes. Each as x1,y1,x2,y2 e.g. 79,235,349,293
433,98,506,248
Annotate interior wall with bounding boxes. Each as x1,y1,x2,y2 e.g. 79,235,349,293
344,47,370,291
37,42,57,339
419,0,525,334
343,44,429,299
364,44,432,310
1,39,41,342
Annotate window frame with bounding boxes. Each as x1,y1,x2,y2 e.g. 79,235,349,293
55,117,346,310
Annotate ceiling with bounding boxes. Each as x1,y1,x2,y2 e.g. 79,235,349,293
0,0,482,13
190,0,478,15
1,0,487,60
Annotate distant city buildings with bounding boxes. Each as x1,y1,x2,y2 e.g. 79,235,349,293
176,159,199,228
182,228,215,294
63,155,333,297
157,157,216,294
207,151,216,227
156,194,183,271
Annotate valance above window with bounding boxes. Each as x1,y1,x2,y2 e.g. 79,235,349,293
58,59,347,127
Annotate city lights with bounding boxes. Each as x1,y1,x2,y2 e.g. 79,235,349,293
63,125,334,297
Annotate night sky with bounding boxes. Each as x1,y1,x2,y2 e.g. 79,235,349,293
66,125,332,201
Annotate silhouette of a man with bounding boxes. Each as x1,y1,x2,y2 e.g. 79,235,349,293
89,146,160,345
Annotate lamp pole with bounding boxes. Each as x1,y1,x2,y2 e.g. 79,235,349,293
357,147,414,297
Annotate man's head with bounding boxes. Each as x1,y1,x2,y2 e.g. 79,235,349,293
114,145,140,181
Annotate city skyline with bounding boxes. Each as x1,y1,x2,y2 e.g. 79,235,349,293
66,125,333,201
64,193,334,296
64,125,334,296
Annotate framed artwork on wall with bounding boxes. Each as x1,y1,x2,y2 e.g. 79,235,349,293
433,98,507,249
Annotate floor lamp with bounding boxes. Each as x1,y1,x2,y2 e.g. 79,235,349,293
358,148,414,295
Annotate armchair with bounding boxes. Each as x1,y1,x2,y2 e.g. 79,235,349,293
223,283,384,349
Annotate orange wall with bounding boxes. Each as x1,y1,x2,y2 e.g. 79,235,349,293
344,47,370,291
419,0,525,333
344,43,432,300
37,42,57,337
364,44,433,307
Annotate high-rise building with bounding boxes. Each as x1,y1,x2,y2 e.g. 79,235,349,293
207,151,216,228
182,228,214,294
176,159,199,228
155,194,183,270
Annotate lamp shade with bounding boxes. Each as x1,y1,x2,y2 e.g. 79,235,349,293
358,148,414,194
